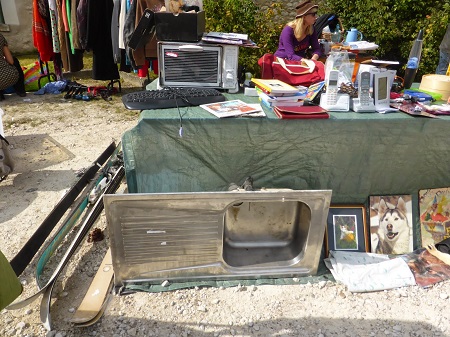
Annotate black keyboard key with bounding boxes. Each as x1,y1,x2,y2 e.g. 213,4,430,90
122,87,227,110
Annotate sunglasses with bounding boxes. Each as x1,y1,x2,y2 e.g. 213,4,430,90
307,12,318,17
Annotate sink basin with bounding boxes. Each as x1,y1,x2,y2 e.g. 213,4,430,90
104,190,331,287
223,200,311,267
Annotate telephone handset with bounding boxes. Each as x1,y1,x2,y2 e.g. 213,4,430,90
358,71,371,106
320,69,350,111
352,71,376,112
326,70,339,105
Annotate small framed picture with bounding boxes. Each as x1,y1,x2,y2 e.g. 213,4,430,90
325,205,368,256
369,195,413,254
419,187,450,247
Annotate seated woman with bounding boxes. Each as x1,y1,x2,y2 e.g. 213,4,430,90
0,33,26,101
274,0,322,62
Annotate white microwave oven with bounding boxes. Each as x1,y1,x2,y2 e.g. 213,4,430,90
157,42,239,93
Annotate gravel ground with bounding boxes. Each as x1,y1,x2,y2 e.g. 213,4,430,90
0,73,449,337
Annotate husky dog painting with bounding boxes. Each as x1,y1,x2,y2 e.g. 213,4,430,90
370,195,413,254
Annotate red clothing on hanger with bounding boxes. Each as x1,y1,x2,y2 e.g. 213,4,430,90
32,0,55,62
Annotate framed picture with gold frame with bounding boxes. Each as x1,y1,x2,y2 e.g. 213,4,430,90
325,205,369,257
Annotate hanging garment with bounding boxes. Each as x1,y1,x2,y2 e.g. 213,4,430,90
87,0,120,80
32,0,54,62
76,0,88,49
48,0,61,53
56,0,69,70
123,0,138,69
52,53,64,80
111,0,121,64
64,0,75,54
70,0,82,50
56,0,84,72
118,0,127,49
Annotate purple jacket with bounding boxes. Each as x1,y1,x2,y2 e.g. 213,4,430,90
274,25,322,61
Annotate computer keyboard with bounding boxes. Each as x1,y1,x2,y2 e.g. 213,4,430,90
122,87,227,110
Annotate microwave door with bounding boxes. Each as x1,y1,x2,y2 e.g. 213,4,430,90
159,42,222,88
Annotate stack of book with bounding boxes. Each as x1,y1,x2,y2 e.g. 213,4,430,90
251,78,329,119
256,88,307,108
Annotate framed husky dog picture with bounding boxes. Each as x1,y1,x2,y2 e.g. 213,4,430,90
325,205,368,257
419,187,450,247
369,195,413,254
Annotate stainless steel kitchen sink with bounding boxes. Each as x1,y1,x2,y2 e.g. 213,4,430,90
104,190,331,287
223,199,311,268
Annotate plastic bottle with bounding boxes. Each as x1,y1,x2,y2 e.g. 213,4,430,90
331,24,341,43
244,72,252,87
403,30,423,89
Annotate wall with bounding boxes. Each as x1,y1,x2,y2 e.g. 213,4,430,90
256,0,301,23
0,0,33,55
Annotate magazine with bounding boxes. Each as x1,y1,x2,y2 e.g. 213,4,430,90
303,81,325,103
200,100,262,118
240,104,266,117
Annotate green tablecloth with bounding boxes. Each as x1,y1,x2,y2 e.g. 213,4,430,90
122,88,450,242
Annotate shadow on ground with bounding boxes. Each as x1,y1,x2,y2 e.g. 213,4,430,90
0,133,76,223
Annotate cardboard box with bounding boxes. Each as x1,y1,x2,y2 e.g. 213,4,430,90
155,11,205,42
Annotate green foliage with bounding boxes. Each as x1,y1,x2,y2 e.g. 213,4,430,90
203,0,283,76
320,0,449,80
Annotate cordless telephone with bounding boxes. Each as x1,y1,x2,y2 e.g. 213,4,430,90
352,71,376,112
325,70,339,105
358,71,371,106
319,70,350,111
